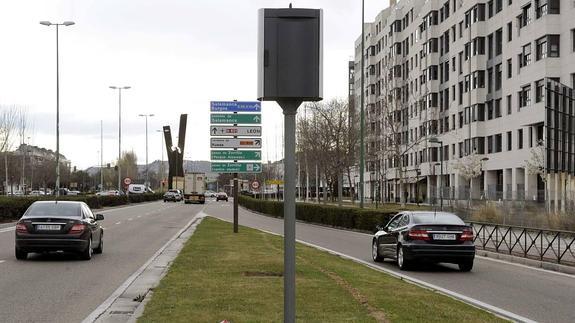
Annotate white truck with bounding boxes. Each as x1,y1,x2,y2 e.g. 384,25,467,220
183,172,206,204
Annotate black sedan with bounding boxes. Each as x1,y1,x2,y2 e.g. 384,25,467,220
372,211,475,271
15,201,104,260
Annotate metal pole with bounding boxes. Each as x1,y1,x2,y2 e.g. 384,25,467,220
359,0,365,208
118,88,122,192
145,116,149,187
279,100,300,323
100,120,103,191
233,174,238,233
440,142,443,210
55,24,60,196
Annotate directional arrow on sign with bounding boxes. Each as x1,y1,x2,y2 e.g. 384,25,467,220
254,115,261,123
253,163,261,172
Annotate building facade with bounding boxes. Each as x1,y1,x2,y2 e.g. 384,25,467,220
353,0,575,207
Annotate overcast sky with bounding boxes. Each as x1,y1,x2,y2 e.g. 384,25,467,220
0,0,388,169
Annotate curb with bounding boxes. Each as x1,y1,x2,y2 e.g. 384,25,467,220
476,249,575,276
82,212,207,323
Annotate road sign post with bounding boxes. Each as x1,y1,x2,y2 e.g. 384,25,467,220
257,7,322,322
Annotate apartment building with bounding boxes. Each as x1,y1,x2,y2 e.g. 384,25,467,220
353,0,575,206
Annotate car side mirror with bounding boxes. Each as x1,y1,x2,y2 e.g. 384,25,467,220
95,214,104,221
376,225,386,232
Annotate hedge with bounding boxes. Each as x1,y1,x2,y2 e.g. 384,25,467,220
238,195,403,232
0,193,164,222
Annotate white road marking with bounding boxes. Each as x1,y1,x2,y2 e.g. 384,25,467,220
137,215,141,218
0,260,5,264
128,218,133,221
0,227,15,233
115,222,121,225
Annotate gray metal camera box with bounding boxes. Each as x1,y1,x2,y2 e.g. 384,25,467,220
257,8,323,102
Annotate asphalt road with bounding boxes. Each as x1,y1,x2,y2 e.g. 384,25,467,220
0,200,205,323
205,201,575,323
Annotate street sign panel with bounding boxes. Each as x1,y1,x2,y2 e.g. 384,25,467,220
211,114,261,124
211,150,261,160
210,126,261,137
211,162,262,173
210,101,262,112
210,138,262,148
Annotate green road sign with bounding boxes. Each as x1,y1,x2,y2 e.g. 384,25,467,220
211,150,262,161
211,162,262,173
210,113,261,124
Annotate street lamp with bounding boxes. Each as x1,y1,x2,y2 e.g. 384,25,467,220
109,86,131,192
40,20,75,196
139,114,154,189
429,137,444,210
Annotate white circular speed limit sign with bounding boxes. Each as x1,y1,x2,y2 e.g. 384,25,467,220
123,177,132,186
251,180,260,190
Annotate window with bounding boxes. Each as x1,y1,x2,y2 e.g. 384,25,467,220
572,29,575,52
487,34,493,58
536,0,548,18
496,0,503,13
488,1,494,18
536,36,547,60
495,28,503,56
487,135,493,153
507,58,512,78
518,129,524,149
507,131,512,151
519,4,531,28
521,43,531,67
495,99,502,117
507,95,512,114
519,84,531,108
487,100,494,120
535,79,544,102
507,22,512,42
495,134,502,152
495,64,502,90
549,35,560,57
487,68,493,93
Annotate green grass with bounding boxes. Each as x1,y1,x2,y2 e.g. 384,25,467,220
139,217,506,323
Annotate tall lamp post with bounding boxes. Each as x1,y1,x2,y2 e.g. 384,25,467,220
109,86,131,192
39,20,75,196
429,137,443,210
359,0,366,208
138,114,154,189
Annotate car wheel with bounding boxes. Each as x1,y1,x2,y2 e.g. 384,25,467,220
397,245,410,270
94,231,104,254
372,239,383,262
15,247,27,260
80,236,93,260
458,260,473,272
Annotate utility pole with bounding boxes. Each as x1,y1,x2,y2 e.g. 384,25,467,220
109,86,131,193
359,0,365,208
139,114,154,188
100,120,103,191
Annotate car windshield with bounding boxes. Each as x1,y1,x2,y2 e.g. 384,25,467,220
24,202,81,218
411,213,465,225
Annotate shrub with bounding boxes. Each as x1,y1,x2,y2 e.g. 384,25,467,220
238,196,399,232
0,193,163,222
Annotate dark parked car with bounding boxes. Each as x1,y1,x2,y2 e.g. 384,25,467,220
371,211,475,271
216,192,228,202
15,201,104,260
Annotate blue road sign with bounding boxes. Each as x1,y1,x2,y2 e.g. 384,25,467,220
210,101,261,112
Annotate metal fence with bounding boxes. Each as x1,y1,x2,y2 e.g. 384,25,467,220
469,222,575,266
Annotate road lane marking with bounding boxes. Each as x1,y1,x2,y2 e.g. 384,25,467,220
128,218,133,221
82,206,209,323
115,222,121,225
0,227,15,233
137,215,141,218
476,255,575,278
0,260,5,264
207,214,536,323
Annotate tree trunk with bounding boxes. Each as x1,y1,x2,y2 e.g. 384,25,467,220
338,172,343,206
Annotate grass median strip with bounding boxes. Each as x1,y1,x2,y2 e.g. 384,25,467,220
138,217,505,323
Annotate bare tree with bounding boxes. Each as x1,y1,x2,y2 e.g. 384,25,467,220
452,153,483,207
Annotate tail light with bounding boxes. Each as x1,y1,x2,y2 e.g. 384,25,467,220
69,224,86,234
16,223,28,233
460,228,474,241
408,229,430,240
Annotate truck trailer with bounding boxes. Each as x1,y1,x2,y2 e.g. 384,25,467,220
183,173,206,204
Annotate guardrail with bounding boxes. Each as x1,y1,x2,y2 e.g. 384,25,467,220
468,222,575,266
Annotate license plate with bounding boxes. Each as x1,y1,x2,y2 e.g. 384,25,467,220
192,196,198,200
36,224,61,231
433,234,456,240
